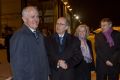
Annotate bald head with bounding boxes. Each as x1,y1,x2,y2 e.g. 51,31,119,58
57,17,69,26
56,17,69,35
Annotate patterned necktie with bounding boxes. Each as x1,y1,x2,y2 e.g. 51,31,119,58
33,31,38,39
59,37,63,45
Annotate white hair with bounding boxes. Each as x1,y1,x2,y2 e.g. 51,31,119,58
22,6,38,17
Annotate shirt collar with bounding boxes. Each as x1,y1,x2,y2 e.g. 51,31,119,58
28,27,36,33
58,34,64,37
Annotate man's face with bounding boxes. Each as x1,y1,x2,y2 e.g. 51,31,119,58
23,9,39,30
101,22,111,32
56,18,68,34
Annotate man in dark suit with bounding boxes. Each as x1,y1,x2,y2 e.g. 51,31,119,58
95,18,120,80
46,17,83,80
10,6,50,80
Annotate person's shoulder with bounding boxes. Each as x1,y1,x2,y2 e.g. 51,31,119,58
67,33,79,42
112,30,120,37
113,30,120,34
46,34,54,39
95,32,102,36
14,28,24,36
87,39,91,43
45,34,55,42
94,32,103,38
66,33,74,38
11,26,27,41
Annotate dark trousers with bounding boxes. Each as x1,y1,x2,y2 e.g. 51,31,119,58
96,62,119,80
75,61,91,80
51,68,74,80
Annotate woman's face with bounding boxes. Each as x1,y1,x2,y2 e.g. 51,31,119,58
78,27,87,39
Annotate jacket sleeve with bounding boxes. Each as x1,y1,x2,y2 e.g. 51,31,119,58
65,38,83,68
45,37,59,70
87,40,95,71
43,36,51,75
95,34,109,62
110,32,120,65
10,33,27,80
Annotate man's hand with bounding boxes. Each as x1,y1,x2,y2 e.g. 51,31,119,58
106,60,113,66
57,60,68,69
48,76,50,80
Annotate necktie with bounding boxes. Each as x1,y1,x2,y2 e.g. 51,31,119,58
58,37,64,54
59,37,63,45
33,31,38,39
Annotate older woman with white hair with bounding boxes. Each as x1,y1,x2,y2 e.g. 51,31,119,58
74,24,95,80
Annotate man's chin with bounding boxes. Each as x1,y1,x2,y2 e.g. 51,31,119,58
33,26,38,29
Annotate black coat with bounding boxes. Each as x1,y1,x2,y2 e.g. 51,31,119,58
46,33,83,80
95,30,120,75
75,39,95,80
10,24,49,80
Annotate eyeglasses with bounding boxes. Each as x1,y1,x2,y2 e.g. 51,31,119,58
56,23,66,26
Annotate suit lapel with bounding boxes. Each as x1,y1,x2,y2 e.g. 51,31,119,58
52,33,71,55
21,25,45,53
99,32,108,44
52,35,60,53
63,33,70,51
86,40,93,58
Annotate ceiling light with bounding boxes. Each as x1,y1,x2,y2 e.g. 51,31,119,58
64,2,68,5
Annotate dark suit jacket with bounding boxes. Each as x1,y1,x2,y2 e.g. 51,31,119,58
46,33,83,80
95,30,120,72
86,40,95,71
10,24,49,80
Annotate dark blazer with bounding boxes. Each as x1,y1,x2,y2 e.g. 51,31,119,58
10,24,49,80
75,39,95,80
95,30,120,79
46,33,83,80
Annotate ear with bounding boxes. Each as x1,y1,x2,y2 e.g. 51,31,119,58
65,26,69,30
109,24,112,27
22,17,27,23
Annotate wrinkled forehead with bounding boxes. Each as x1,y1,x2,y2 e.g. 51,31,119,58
78,27,86,33
28,8,38,14
79,26,86,30
101,21,112,25
101,21,110,25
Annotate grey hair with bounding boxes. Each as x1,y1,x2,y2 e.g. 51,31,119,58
22,6,38,17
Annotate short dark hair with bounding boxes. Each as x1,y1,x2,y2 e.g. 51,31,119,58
101,18,112,24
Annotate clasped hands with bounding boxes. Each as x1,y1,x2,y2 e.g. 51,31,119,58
106,60,113,66
57,60,68,70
